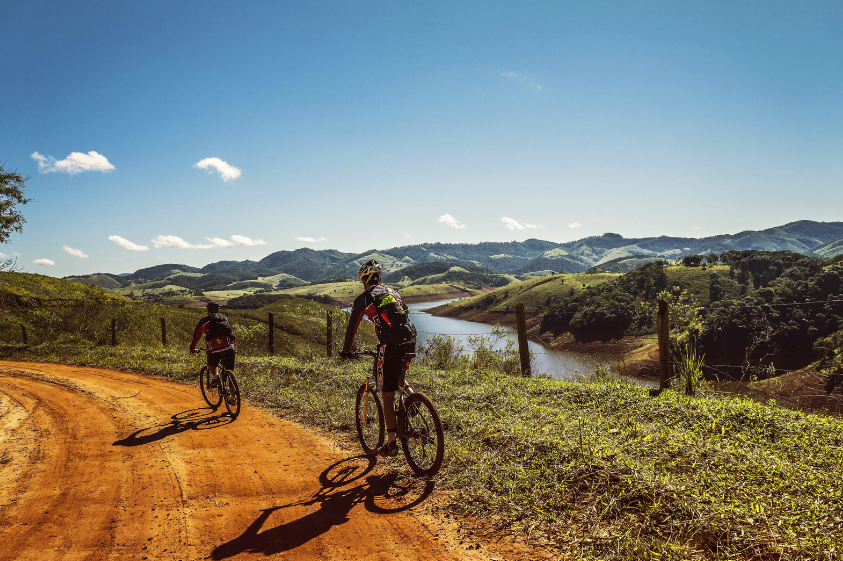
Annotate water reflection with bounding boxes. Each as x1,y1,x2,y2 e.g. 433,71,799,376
404,298,616,380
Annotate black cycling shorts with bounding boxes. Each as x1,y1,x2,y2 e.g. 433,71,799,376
207,349,235,372
378,341,415,392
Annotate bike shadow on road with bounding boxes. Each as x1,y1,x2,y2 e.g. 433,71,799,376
210,454,437,559
112,408,233,447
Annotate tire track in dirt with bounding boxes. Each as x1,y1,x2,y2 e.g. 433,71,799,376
0,361,492,561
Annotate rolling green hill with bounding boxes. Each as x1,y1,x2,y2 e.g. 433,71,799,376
62,220,843,305
448,272,621,314
0,272,343,358
812,237,843,259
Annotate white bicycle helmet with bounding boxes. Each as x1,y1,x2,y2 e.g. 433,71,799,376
357,259,382,283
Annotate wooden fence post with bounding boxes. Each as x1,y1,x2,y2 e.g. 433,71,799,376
160,318,167,347
326,311,333,358
21,324,28,344
515,303,531,377
658,298,670,390
111,318,117,346
268,312,275,356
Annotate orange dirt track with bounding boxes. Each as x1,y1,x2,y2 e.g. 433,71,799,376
0,361,490,561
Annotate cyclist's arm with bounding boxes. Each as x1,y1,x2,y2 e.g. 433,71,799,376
189,319,208,353
341,293,368,354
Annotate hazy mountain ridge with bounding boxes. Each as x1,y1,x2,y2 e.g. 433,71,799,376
65,220,843,296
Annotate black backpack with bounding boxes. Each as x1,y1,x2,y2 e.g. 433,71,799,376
207,313,234,339
371,286,416,346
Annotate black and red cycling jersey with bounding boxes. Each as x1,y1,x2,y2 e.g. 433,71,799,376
190,314,235,353
342,284,407,352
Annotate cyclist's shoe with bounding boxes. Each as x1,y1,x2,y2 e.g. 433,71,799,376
378,441,399,457
209,376,221,388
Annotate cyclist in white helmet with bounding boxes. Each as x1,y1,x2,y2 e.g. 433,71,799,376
340,259,416,457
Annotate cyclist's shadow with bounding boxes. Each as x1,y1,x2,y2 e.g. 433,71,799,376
211,455,436,559
113,408,233,447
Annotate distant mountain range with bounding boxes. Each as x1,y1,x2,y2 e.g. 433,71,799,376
66,220,843,294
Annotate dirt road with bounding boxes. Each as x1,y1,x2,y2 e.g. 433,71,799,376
0,361,486,561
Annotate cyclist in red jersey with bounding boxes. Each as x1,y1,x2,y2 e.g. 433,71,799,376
340,260,416,457
189,301,236,388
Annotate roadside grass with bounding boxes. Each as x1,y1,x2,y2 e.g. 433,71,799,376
2,342,840,560
452,272,620,314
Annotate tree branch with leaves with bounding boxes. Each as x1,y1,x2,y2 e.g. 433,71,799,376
0,162,32,271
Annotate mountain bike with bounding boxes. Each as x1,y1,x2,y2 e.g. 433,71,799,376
196,348,241,419
352,349,444,477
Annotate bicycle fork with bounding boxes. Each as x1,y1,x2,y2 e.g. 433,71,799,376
362,376,378,425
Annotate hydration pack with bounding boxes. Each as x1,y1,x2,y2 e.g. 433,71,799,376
371,286,416,346
207,313,233,338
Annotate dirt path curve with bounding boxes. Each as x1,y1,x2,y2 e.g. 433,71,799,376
0,361,483,561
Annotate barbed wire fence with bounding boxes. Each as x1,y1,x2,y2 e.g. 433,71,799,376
6,295,842,416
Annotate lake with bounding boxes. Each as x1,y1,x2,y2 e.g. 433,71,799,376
404,298,617,380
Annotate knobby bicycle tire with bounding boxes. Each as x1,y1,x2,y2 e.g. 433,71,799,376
355,382,385,455
200,366,222,409
222,370,241,418
399,392,444,477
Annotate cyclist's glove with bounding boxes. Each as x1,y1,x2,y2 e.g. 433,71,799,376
339,350,354,360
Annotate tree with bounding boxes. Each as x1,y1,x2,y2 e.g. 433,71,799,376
706,253,719,265
1,163,32,271
681,254,702,267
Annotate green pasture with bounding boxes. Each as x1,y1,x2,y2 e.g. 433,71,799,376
452,272,620,314
664,264,743,306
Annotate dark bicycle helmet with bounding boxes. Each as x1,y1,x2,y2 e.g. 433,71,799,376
206,301,221,313
357,259,382,283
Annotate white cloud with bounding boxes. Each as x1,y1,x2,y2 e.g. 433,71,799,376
501,217,540,230
63,245,89,258
152,235,195,249
13,252,20,256
151,234,266,249
193,157,241,182
438,214,466,229
568,222,582,229
229,234,265,246
109,235,149,251
34,258,55,266
0,252,8,258
31,151,115,174
499,70,542,91
295,236,327,243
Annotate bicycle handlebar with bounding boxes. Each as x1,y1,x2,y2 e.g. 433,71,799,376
349,350,378,359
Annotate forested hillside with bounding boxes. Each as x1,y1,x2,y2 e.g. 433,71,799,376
446,250,843,376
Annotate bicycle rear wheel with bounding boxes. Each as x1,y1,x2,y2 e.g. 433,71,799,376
222,370,241,418
355,382,384,455
200,366,222,409
400,392,444,477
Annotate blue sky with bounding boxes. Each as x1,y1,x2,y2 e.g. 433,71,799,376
2,1,842,276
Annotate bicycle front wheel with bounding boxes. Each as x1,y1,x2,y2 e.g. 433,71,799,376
200,366,222,409
222,370,241,419
355,382,384,455
400,392,444,477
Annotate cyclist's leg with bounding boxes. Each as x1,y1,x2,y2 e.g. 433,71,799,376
221,349,235,375
379,345,404,456
207,352,222,386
